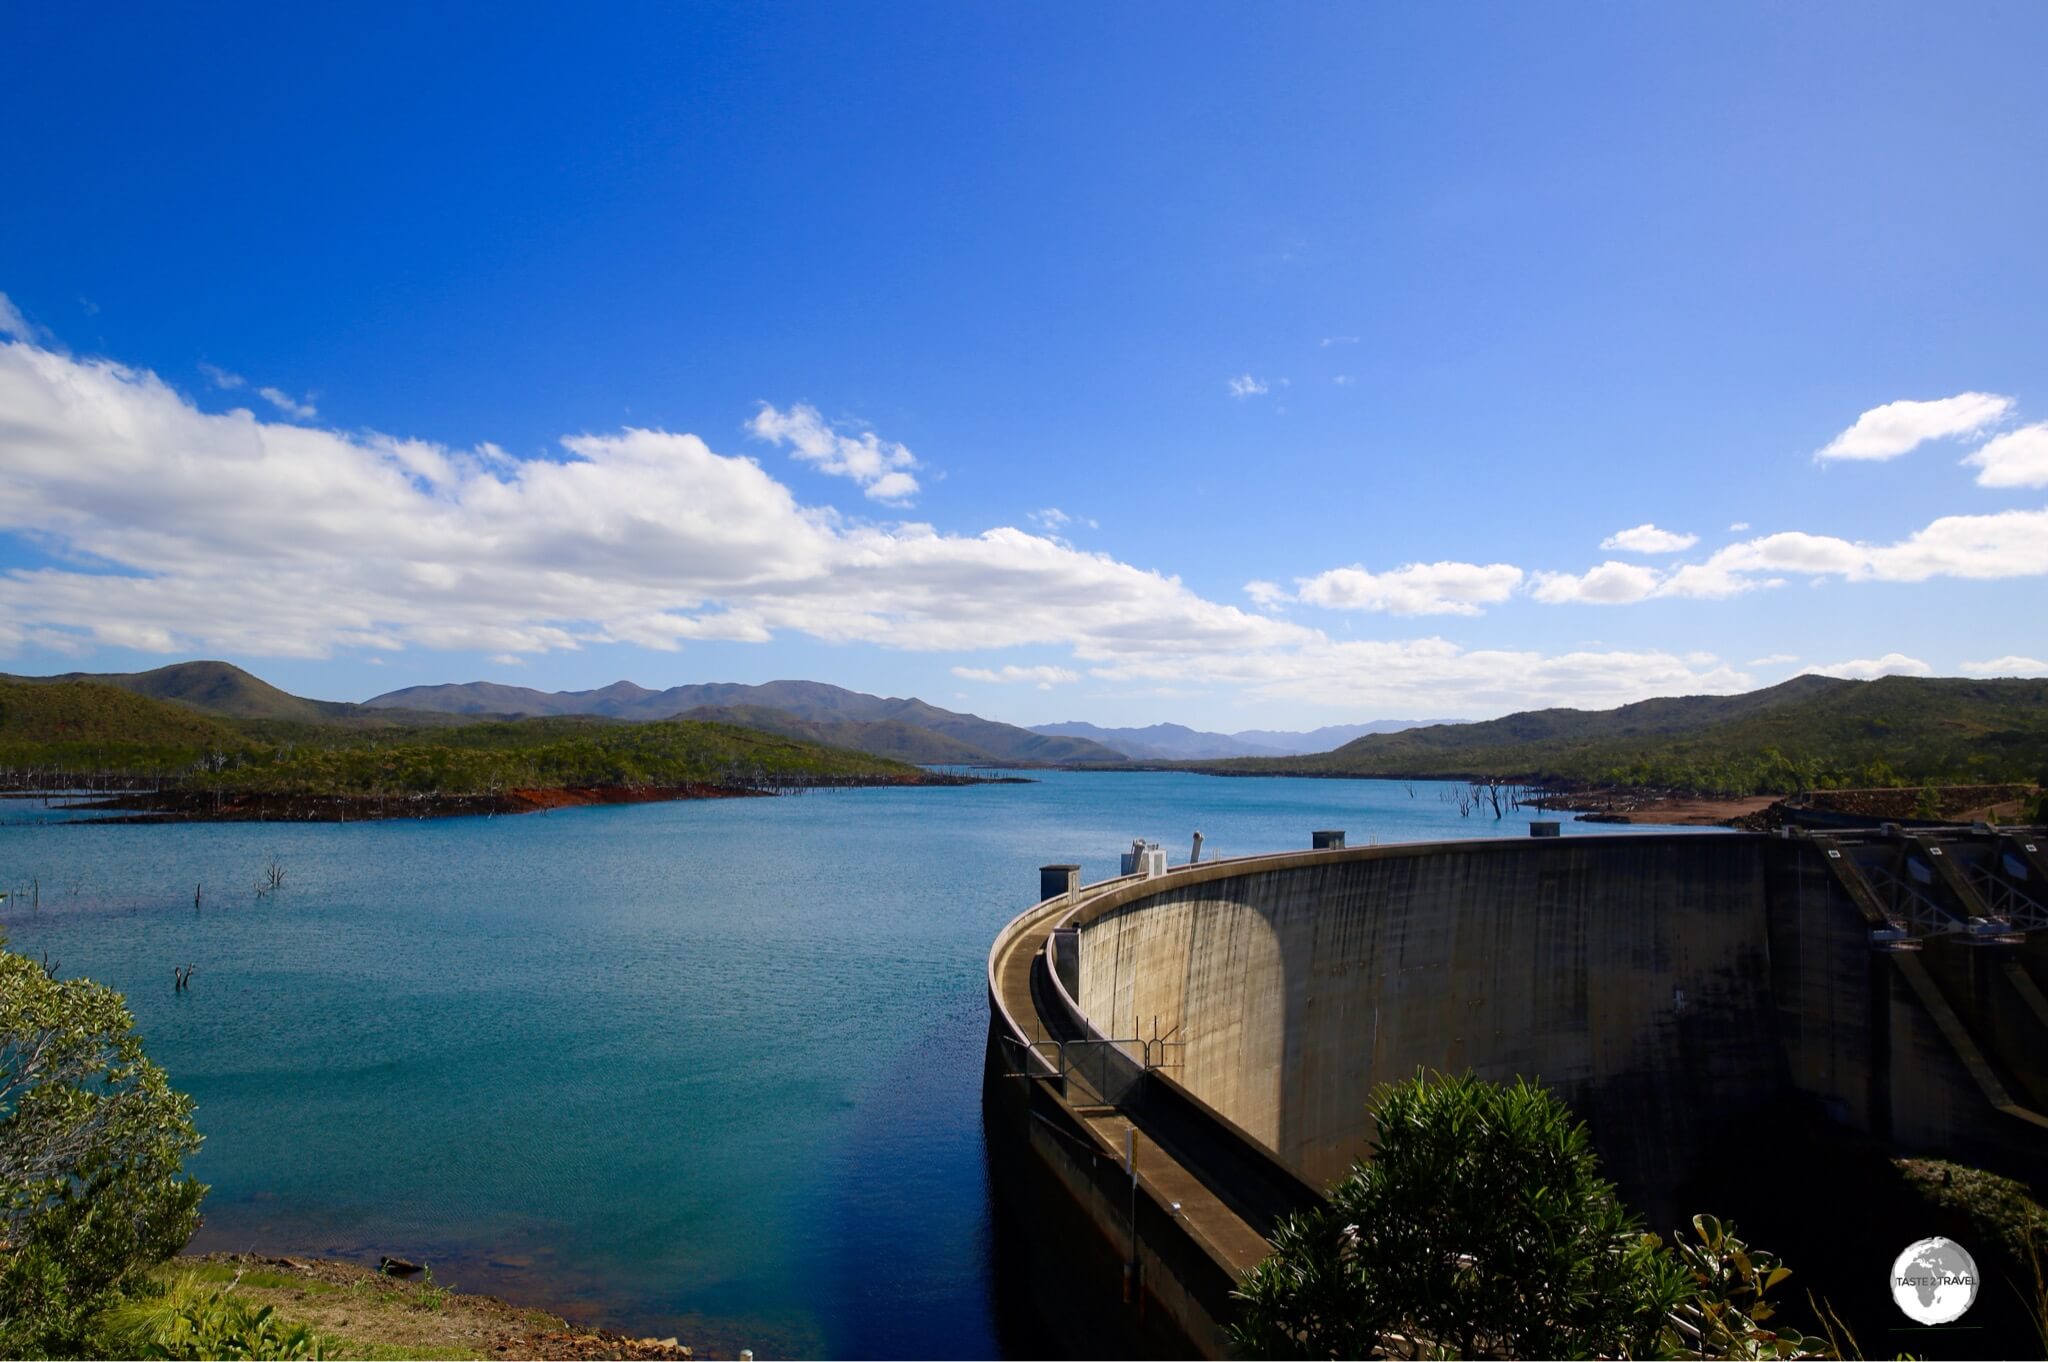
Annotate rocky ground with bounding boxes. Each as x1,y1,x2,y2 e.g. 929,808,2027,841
177,1253,711,1360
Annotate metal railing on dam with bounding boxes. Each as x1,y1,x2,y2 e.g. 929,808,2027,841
982,824,2048,1359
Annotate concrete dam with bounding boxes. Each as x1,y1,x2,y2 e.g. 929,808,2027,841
983,825,2048,1357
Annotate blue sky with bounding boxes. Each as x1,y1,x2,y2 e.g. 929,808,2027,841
2,3,2045,728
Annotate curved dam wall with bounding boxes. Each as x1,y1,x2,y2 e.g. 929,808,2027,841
987,827,2048,1357
1069,835,1780,1211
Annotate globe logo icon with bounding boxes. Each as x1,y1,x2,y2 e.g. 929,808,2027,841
1890,1236,1979,1325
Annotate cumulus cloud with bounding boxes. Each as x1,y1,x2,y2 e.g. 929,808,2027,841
1226,374,1269,399
1816,392,2011,461
0,333,1761,716
1964,423,2048,489
1294,561,1523,616
747,401,920,503
1803,653,1932,681
1529,561,1663,605
1536,507,2048,604
951,664,1080,689
1960,655,2048,678
1600,523,1698,554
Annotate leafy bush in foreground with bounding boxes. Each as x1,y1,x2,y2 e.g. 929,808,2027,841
1231,1073,1827,1359
96,1272,327,1360
0,943,206,1356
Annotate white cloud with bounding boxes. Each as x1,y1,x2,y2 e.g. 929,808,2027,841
0,332,1758,716
1332,375,1356,386
1600,523,1697,554
951,664,1080,689
1028,507,1070,530
199,362,245,391
0,293,51,346
1728,521,1750,532
1746,653,1799,667
1964,422,2048,489
1960,655,2048,678
1625,507,2048,602
1294,561,1523,616
1816,391,2011,461
1529,561,1663,604
258,386,317,420
1803,653,1932,681
1090,639,1751,713
487,653,525,666
747,401,920,503
1244,579,1289,608
1319,336,1358,347
1226,374,1269,399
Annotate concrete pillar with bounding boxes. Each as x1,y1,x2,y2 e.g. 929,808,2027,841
1529,820,1562,837
1041,864,1081,902
1312,830,1345,850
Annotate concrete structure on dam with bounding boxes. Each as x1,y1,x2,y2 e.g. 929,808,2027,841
983,824,2048,1357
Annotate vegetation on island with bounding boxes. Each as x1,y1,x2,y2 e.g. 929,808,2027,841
1232,1073,1840,1360
1208,674,2048,797
0,676,937,818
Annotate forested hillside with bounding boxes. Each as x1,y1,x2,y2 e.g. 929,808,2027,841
1209,676,2048,795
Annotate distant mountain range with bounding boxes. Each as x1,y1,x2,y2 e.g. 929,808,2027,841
364,677,1127,765
1029,719,1461,761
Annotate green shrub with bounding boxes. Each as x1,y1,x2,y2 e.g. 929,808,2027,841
0,943,206,1355
1231,1073,1826,1359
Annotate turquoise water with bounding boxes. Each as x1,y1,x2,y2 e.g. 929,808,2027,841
0,773,1712,1357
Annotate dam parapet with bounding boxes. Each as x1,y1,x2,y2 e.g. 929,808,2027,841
985,825,2048,1358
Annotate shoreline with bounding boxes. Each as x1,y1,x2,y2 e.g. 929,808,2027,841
39,771,1023,824
171,1252,714,1360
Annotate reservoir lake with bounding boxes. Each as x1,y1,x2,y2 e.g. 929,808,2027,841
0,771,1715,1358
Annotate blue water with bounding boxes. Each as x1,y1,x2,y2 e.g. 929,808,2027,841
0,773,1713,1357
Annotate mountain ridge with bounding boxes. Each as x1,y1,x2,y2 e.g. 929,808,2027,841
366,677,1127,765
1031,718,1464,760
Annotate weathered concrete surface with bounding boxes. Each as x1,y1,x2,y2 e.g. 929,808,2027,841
987,828,2048,1358
1072,835,1782,1219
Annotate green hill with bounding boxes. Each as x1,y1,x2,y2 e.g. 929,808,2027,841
9,660,354,722
1211,675,2048,795
0,678,245,772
